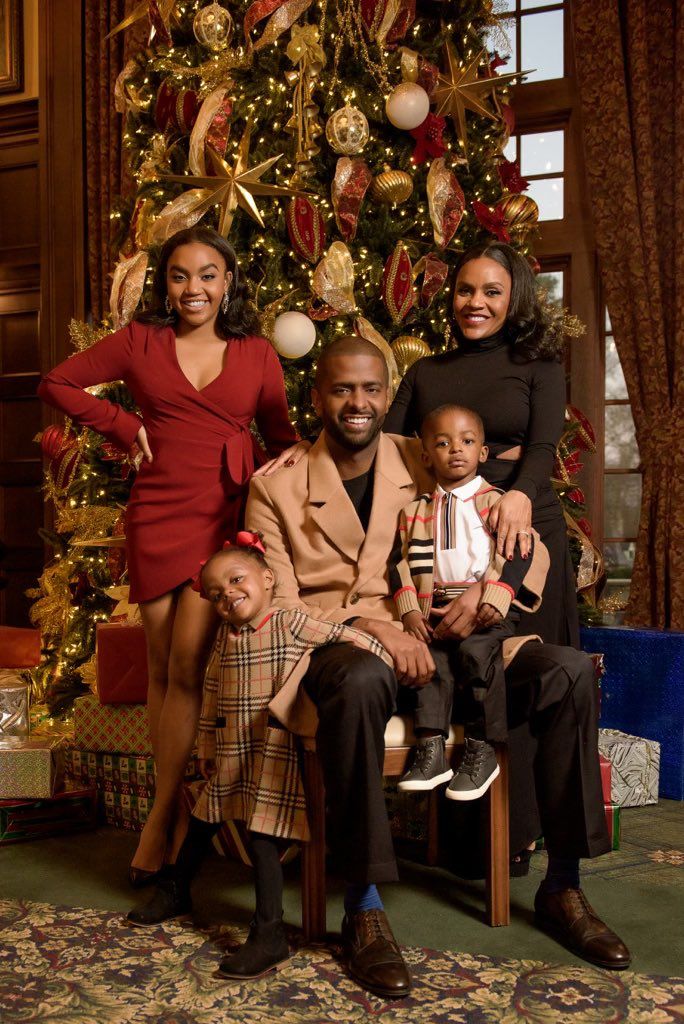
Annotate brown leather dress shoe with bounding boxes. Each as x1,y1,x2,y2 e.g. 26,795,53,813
534,885,632,970
341,909,411,999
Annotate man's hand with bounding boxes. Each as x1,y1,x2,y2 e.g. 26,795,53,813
402,609,433,644
475,602,503,630
432,581,484,641
354,618,435,688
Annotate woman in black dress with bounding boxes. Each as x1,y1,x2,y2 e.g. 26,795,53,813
383,241,578,867
384,241,578,649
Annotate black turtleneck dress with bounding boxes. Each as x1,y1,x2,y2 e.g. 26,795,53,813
384,331,579,647
384,333,579,860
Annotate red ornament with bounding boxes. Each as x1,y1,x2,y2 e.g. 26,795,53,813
410,113,446,165
382,243,414,324
40,424,81,489
154,80,200,134
472,200,511,243
567,487,586,505
498,159,529,194
567,405,597,453
286,197,326,264
577,517,593,538
206,94,233,159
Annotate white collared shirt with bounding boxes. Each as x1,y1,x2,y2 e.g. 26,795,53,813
434,475,492,585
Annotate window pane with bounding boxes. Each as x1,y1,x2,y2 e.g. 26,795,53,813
486,17,517,69
504,136,518,162
526,177,564,220
498,0,516,11
537,270,564,305
521,0,560,7
520,130,564,175
605,405,639,468
521,10,564,81
605,308,612,332
605,337,627,400
604,473,642,538
603,541,637,580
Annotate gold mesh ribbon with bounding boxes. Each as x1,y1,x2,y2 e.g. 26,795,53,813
564,510,605,601
148,189,213,245
253,0,313,52
110,251,150,330
354,316,399,395
311,242,356,314
189,87,231,177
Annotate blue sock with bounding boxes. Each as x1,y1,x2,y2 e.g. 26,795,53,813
544,855,580,894
344,883,384,915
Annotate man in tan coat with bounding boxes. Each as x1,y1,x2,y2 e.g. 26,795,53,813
247,337,631,992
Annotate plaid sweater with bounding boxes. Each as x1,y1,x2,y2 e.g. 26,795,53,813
193,607,390,842
389,485,549,620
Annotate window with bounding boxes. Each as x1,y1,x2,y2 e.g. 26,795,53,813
488,1,565,83
602,310,641,609
504,130,565,220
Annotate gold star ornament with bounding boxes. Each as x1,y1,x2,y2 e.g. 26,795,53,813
163,122,310,237
432,43,531,158
106,0,176,46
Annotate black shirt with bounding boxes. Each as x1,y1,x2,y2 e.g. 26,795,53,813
342,460,375,533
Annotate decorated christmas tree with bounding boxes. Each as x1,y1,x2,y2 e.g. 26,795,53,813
31,0,596,711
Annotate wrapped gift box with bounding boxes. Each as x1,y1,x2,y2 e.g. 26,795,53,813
581,625,683,799
0,677,29,737
604,802,621,850
598,728,660,807
0,736,65,799
0,785,97,844
73,694,152,756
599,754,612,804
103,790,152,831
0,626,42,668
96,623,148,705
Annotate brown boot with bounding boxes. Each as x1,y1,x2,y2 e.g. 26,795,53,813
534,885,631,970
341,909,411,999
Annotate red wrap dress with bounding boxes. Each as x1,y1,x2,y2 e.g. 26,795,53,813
38,322,298,603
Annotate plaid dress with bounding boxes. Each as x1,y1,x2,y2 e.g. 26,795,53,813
193,607,390,842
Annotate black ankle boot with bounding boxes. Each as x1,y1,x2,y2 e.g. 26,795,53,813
126,865,192,928
217,918,290,979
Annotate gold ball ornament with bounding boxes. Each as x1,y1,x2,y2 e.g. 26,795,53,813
325,106,370,156
499,193,539,240
193,2,234,52
391,335,432,376
369,166,414,206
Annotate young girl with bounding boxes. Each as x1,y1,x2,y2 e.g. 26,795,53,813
128,531,390,981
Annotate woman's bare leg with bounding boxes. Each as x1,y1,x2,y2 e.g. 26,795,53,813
131,592,178,873
137,584,218,864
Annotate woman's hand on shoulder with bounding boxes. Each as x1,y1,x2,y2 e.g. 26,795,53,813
487,489,532,559
254,440,311,477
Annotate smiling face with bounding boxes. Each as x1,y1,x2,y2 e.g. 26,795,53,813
452,256,512,342
165,242,233,331
311,352,389,452
201,550,274,626
420,407,488,488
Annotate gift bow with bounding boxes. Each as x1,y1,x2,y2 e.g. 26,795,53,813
286,24,326,69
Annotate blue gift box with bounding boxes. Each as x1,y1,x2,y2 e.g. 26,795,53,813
581,626,684,800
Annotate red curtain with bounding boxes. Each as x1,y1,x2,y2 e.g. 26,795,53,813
572,0,684,628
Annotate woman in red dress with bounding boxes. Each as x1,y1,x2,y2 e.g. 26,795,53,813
38,226,298,882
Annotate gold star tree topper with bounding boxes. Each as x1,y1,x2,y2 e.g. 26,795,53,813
432,42,531,158
163,122,309,237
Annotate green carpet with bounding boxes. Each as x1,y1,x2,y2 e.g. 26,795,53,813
1,898,683,1023
1,801,682,981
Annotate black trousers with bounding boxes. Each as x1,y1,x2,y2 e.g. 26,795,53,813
304,638,609,885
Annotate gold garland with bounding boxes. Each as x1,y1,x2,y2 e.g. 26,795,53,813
329,0,391,95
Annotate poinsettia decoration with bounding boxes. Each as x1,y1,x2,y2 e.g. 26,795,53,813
498,158,529,194
472,199,510,242
410,113,446,165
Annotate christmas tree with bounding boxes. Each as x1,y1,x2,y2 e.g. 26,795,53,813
31,0,593,711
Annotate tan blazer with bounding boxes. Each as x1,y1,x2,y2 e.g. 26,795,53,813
246,432,433,734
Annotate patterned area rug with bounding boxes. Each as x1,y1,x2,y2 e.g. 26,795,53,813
1,900,683,1023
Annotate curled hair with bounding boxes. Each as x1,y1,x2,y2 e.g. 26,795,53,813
135,225,261,339
454,242,565,362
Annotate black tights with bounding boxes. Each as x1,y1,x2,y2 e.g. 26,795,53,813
177,817,284,924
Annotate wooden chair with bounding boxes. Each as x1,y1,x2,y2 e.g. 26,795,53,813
300,715,510,941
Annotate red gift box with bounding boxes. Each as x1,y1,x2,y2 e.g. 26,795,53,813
599,754,612,803
0,784,97,843
96,623,148,704
604,802,621,850
0,626,42,668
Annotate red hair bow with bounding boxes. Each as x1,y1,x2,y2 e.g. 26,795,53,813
191,532,266,597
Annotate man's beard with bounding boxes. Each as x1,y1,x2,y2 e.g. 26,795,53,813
325,411,384,451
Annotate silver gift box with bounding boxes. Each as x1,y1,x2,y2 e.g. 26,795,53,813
0,684,30,737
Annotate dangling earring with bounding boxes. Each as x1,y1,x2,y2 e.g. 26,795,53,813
165,296,172,315
221,290,229,314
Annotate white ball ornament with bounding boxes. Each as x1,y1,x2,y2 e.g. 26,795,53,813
193,2,234,52
385,82,430,131
272,311,317,359
325,105,370,156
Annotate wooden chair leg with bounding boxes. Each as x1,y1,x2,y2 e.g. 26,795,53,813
301,749,327,941
485,745,510,927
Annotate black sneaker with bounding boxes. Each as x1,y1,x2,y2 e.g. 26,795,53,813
397,736,453,792
445,737,499,801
